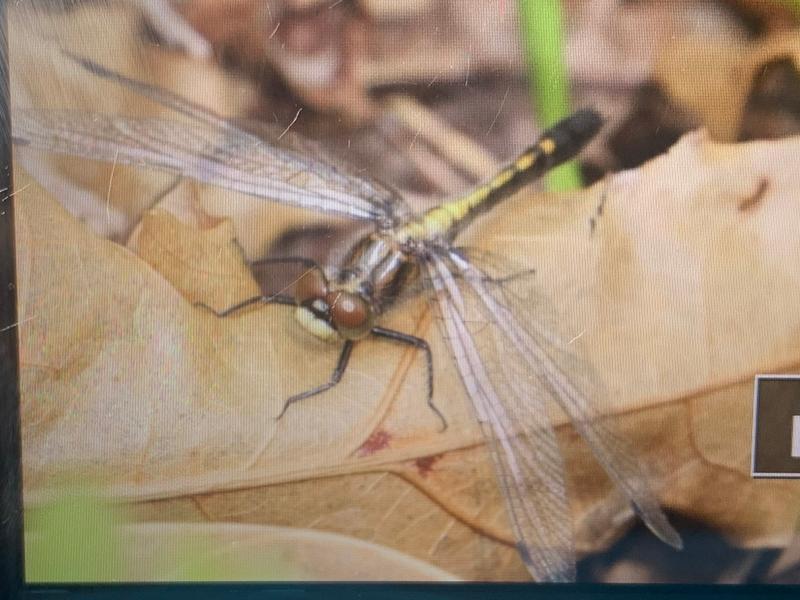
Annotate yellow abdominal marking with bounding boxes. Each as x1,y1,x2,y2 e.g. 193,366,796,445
514,151,536,171
295,306,339,342
398,143,551,242
538,137,556,155
401,146,540,239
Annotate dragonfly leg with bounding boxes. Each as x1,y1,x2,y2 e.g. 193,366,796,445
195,257,322,316
371,326,447,432
243,256,323,311
448,248,536,286
482,267,537,286
195,293,294,318
276,340,354,420
249,256,320,270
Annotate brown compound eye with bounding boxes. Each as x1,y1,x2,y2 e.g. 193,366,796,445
295,268,329,304
326,291,373,339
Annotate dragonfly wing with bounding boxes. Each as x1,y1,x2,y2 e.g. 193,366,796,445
442,248,683,552
425,252,575,582
12,55,408,223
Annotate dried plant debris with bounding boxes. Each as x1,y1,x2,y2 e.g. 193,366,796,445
740,56,800,140
17,128,800,580
656,32,800,142
721,0,800,34
605,83,701,170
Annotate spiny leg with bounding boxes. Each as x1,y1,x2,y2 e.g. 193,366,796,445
482,268,537,286
195,293,294,317
449,248,536,286
371,326,447,432
249,256,319,270
274,327,447,431
195,256,318,317
276,340,354,420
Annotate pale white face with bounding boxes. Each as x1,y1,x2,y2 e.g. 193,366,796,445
295,304,338,342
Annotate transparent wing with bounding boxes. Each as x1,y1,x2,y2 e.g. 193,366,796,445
424,249,683,582
12,55,408,224
424,252,575,582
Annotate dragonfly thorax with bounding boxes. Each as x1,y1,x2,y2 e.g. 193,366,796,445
293,232,417,342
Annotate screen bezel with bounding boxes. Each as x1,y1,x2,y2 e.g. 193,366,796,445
0,2,798,598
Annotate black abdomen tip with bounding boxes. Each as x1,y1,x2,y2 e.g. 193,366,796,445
541,108,604,165
563,108,604,140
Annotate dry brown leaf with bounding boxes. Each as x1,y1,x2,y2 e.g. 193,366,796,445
132,462,530,581
17,123,800,580
656,30,800,141
176,0,694,120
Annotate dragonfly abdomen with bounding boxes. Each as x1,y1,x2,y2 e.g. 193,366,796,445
399,109,603,243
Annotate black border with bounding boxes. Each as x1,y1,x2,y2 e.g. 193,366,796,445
751,375,800,477
17,583,800,599
0,2,798,598
0,1,24,599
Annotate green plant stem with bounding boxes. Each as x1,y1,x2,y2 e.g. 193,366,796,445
518,0,583,190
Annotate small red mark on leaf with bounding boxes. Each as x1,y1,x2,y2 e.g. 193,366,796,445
414,454,443,477
356,429,391,457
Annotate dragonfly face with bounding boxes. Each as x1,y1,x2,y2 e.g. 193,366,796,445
293,265,376,342
294,230,419,342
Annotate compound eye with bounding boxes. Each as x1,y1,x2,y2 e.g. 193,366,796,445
326,291,373,339
295,268,328,304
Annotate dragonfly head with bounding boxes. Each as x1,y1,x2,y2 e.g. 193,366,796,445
294,267,375,342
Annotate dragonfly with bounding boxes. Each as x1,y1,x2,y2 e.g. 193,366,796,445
12,53,682,582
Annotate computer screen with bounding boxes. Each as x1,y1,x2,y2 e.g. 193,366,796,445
3,0,800,588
